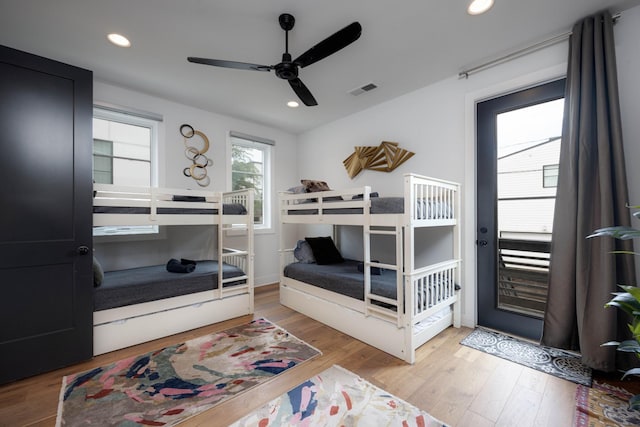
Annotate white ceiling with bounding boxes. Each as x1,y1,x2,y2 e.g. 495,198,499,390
1,0,639,134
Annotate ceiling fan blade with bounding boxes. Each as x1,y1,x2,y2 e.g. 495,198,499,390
187,57,272,72
294,22,362,68
289,78,318,106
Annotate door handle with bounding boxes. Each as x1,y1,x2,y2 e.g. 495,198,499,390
76,246,90,255
477,239,488,247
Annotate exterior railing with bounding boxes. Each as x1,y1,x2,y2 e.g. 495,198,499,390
498,238,551,318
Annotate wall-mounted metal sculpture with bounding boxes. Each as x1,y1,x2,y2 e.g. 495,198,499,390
180,124,213,186
343,141,414,179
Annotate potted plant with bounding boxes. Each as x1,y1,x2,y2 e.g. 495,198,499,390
589,205,640,409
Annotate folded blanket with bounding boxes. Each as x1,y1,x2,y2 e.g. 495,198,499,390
166,258,196,273
172,195,206,202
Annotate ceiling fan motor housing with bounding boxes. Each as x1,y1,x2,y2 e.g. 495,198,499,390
275,53,298,80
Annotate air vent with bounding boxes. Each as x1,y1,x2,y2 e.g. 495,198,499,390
348,82,378,96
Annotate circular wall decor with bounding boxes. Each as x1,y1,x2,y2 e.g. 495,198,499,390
180,124,212,187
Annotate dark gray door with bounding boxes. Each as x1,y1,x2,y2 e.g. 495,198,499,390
0,45,93,384
476,79,565,340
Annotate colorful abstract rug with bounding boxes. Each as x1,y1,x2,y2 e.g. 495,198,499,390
460,328,592,386
229,365,448,426
56,318,321,426
575,380,640,426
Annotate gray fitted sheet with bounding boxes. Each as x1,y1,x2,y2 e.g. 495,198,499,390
94,260,245,311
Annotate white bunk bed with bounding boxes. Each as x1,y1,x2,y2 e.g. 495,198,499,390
278,173,461,364
92,184,254,355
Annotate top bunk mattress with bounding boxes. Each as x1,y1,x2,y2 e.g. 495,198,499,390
287,197,452,218
93,204,247,215
94,260,245,311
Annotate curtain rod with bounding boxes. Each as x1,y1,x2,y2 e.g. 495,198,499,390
458,12,621,79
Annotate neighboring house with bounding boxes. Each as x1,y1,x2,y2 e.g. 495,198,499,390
497,138,560,240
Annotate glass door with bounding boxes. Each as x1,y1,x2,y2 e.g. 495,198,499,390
476,79,565,340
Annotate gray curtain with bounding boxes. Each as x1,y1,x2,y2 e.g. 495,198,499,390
541,11,635,372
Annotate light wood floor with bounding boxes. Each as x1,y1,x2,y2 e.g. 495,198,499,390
0,284,577,426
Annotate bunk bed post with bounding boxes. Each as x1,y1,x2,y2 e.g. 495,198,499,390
150,187,158,222
217,192,224,300
278,191,285,288
362,186,372,317
247,189,255,313
453,183,462,328
403,174,416,361
394,215,407,328
403,174,415,325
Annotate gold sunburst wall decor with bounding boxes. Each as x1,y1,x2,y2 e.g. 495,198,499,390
343,141,415,179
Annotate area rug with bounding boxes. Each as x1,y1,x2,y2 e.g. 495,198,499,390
575,380,640,426
460,328,592,386
229,364,448,426
56,318,321,426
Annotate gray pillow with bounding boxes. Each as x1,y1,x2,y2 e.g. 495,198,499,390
293,240,316,263
287,185,308,194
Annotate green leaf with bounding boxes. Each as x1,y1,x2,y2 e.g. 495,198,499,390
609,250,640,256
621,367,640,380
601,340,621,347
629,393,640,411
619,285,640,301
630,322,640,338
615,340,640,353
605,293,640,316
588,226,640,240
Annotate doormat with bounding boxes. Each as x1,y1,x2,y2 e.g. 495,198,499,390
56,318,321,427
460,328,592,386
575,380,640,426
229,364,449,426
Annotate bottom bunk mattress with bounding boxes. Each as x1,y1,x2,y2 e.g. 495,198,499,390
283,259,459,311
94,260,245,311
284,259,396,301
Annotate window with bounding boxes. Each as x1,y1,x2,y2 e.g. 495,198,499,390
229,132,273,229
93,106,160,236
543,164,559,188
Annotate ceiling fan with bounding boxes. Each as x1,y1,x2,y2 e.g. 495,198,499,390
187,13,362,106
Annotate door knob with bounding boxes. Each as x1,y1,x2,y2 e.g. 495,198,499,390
76,246,90,255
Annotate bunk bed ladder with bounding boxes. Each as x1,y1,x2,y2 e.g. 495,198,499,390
219,189,254,312
364,217,404,327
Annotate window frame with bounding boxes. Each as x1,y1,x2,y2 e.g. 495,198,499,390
92,105,160,238
542,164,559,188
228,132,274,233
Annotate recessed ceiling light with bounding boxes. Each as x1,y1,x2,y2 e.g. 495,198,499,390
287,101,299,108
468,0,494,15
107,33,131,47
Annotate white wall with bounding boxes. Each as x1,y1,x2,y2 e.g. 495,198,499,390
616,5,640,283
296,4,640,328
92,82,298,286
616,6,640,211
